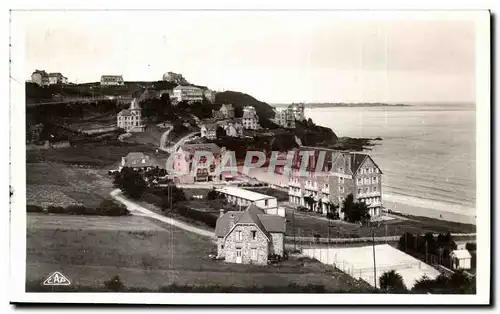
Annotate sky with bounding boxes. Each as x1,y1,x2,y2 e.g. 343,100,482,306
16,11,477,104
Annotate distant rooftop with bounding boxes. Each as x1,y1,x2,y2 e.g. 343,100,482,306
215,186,276,202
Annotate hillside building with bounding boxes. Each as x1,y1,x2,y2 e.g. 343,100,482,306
215,204,286,265
242,106,260,130
288,147,383,219
172,85,204,103
117,98,145,132
101,75,124,86
162,72,188,85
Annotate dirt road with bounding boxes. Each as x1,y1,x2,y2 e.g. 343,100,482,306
110,189,214,238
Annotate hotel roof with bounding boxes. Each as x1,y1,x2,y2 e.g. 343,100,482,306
215,186,276,202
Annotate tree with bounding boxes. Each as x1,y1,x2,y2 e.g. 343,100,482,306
341,194,371,224
303,195,315,212
99,199,130,216
216,126,226,139
104,275,125,292
207,188,219,200
379,270,406,293
113,167,148,199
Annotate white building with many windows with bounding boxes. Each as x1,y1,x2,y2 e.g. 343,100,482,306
288,147,383,219
117,98,145,132
172,85,204,103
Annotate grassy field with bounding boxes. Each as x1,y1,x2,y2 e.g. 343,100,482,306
27,141,169,168
124,125,165,147
286,209,476,239
26,162,114,208
26,214,370,292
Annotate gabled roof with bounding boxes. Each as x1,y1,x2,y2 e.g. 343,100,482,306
118,109,132,116
122,152,163,169
181,143,221,154
216,204,286,238
202,123,217,132
349,153,383,174
220,104,233,111
450,249,472,259
48,72,63,77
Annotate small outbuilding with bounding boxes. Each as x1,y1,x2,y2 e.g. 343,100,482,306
450,249,472,270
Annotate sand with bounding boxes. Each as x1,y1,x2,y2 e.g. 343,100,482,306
244,167,476,225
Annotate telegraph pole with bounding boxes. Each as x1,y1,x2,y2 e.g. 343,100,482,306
372,229,377,289
293,209,296,251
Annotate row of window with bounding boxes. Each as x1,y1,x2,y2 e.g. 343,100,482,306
235,248,258,261
359,167,379,174
236,230,257,241
357,186,378,194
359,197,381,205
357,177,379,185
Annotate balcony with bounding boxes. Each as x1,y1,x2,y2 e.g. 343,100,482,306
356,190,382,198
288,179,301,187
288,189,303,197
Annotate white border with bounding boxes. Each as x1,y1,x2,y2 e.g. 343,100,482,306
7,4,491,306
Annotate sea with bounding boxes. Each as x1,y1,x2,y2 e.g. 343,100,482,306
303,103,476,224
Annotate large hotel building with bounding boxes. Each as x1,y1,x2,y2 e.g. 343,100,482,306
288,146,383,219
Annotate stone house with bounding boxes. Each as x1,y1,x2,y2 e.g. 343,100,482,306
215,204,286,265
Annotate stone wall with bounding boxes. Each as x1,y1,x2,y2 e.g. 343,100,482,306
269,232,284,256
224,224,268,265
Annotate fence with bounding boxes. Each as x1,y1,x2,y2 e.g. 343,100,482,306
286,235,400,245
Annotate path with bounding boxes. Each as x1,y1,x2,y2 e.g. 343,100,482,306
159,130,199,153
110,189,214,238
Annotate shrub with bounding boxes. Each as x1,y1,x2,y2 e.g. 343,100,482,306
26,205,44,213
46,206,65,214
379,270,407,293
104,275,125,292
65,205,94,215
99,199,130,216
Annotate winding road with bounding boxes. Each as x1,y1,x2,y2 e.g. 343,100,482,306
110,189,214,238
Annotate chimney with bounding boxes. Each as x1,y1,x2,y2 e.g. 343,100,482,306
229,213,235,229
219,208,224,217
121,157,126,166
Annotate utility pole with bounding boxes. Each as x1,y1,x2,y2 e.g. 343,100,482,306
293,209,296,251
372,229,377,289
425,240,428,264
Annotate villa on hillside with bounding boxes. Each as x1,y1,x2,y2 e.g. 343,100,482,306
213,104,235,120
31,70,68,86
117,98,145,132
200,122,218,140
204,89,216,103
171,143,225,183
288,146,383,219
242,106,260,130
162,71,188,85
215,204,286,265
273,108,296,128
118,152,164,172
101,75,124,86
172,85,204,103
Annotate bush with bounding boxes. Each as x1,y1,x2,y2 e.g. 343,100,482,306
46,206,65,214
99,199,130,216
104,275,125,292
26,205,44,213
